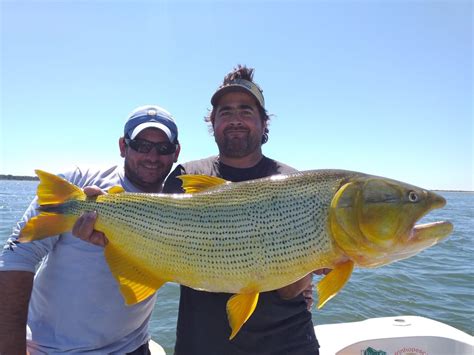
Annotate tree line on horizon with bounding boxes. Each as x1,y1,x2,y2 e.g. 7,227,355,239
0,174,39,181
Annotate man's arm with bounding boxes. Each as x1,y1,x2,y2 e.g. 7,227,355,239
0,270,34,354
277,274,313,301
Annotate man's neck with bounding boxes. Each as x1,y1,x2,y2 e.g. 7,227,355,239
218,151,264,169
140,185,163,193
124,174,164,193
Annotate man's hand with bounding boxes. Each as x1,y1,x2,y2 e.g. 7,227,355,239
301,283,314,310
305,268,332,310
277,268,332,310
301,269,332,310
277,274,312,301
313,268,331,276
71,186,108,247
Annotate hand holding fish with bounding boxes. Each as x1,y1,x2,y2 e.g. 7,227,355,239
299,269,332,310
277,274,313,301
314,268,332,276
302,283,314,310
72,187,108,247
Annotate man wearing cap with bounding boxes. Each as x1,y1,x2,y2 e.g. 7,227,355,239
163,65,321,354
0,105,180,354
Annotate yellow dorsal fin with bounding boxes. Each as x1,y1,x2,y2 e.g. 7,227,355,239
226,292,259,340
35,169,85,205
177,174,229,194
108,185,125,194
316,260,354,309
104,243,166,305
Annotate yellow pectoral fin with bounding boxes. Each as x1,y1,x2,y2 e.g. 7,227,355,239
104,244,166,305
178,174,228,194
108,185,125,194
316,260,354,309
226,292,259,340
19,213,77,242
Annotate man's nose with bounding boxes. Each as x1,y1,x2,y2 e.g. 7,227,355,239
228,119,244,126
228,111,246,123
144,146,162,159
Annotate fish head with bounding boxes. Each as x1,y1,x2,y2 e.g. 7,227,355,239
329,176,453,268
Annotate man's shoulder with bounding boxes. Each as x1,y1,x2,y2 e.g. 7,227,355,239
60,165,123,188
180,156,218,175
262,157,297,175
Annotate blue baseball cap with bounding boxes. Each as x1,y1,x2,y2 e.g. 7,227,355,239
124,105,178,143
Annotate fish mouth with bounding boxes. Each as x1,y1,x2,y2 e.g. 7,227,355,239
410,191,452,242
411,221,453,242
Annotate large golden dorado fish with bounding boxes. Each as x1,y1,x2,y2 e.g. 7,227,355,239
20,169,453,339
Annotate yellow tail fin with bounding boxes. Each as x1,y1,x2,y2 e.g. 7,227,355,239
35,170,85,205
19,170,85,242
20,213,77,242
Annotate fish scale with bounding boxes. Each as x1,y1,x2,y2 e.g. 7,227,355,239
42,172,336,284
69,172,347,293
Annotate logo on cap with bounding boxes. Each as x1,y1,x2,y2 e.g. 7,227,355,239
147,109,158,116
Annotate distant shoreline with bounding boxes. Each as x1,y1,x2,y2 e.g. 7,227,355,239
0,175,39,181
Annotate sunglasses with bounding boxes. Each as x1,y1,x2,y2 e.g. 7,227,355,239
125,138,177,155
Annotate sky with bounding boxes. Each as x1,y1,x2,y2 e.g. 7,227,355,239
1,0,472,191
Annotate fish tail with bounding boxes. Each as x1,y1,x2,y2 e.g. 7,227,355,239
35,170,85,205
19,170,85,242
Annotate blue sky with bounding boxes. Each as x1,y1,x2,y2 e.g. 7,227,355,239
1,0,472,191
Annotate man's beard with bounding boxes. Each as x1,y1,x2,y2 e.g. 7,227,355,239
124,161,170,191
217,131,261,158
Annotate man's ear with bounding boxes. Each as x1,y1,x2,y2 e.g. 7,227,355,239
119,137,126,158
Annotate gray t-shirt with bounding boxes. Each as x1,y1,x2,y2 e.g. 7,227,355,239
0,166,155,354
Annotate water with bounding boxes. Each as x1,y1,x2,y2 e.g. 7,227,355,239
1,181,473,354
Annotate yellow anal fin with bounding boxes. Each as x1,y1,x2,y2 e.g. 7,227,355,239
108,185,125,194
104,243,166,305
177,174,228,194
19,213,77,242
226,292,259,340
35,170,85,205
316,260,354,309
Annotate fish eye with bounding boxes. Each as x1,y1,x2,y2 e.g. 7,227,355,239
408,191,419,202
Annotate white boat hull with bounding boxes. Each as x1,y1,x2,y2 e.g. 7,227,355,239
314,315,473,355
149,339,166,355
150,315,473,354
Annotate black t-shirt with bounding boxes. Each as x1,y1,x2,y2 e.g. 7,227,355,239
163,156,319,355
